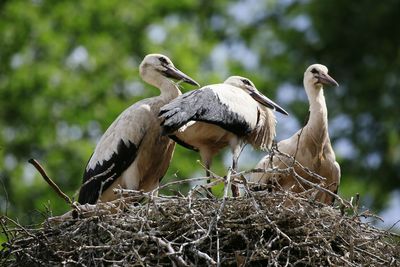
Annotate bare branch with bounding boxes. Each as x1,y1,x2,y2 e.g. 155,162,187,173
28,159,73,206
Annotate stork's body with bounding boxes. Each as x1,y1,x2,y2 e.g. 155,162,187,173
78,54,198,204
251,64,340,204
159,76,288,196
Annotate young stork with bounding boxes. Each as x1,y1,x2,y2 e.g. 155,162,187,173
251,64,340,204
159,76,288,196
78,54,199,204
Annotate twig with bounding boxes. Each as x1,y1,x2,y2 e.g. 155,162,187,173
0,217,10,243
387,219,400,232
192,248,216,266
288,168,348,207
1,168,398,266
28,159,73,206
0,178,9,216
2,216,37,239
148,235,188,267
293,126,305,164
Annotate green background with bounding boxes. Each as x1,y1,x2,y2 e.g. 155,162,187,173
0,0,399,232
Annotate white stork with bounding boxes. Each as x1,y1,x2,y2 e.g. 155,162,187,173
159,76,288,197
251,64,340,204
78,54,199,204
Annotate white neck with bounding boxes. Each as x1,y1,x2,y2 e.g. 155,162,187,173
142,72,181,100
158,78,182,99
304,81,328,144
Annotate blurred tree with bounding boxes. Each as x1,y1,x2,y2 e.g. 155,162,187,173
0,0,398,227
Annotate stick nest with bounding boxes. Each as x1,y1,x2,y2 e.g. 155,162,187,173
1,173,399,266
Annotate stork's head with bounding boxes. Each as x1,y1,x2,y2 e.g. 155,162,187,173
304,64,339,90
139,54,199,88
224,76,289,116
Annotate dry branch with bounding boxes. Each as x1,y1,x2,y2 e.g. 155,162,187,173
28,159,73,206
28,158,82,213
1,158,399,266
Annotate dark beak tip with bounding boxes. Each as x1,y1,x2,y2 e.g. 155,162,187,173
184,79,200,87
320,73,339,87
163,66,199,87
190,80,200,87
278,109,289,116
329,80,339,87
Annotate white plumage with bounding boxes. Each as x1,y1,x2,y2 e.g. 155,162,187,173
251,64,340,204
159,76,288,196
78,54,199,204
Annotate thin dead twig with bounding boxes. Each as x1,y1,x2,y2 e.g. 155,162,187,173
28,159,81,212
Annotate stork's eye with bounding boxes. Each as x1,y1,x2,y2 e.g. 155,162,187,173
159,57,168,65
241,79,251,86
311,68,319,74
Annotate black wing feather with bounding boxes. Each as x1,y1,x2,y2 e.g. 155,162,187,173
159,88,252,137
78,139,139,204
169,134,199,151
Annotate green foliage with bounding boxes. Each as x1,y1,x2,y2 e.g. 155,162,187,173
0,0,399,225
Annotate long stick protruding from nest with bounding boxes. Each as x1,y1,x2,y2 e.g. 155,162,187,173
28,158,73,206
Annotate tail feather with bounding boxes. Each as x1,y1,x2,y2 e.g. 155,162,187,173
248,108,276,150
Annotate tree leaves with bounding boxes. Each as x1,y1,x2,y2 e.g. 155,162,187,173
0,0,398,224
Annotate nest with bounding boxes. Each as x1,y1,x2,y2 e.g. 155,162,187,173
1,167,399,267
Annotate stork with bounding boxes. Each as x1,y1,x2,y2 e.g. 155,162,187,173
159,76,288,197
78,54,199,204
251,64,340,204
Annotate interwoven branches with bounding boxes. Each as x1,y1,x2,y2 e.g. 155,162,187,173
1,154,399,266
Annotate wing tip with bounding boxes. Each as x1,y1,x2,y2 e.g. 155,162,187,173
78,186,98,205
